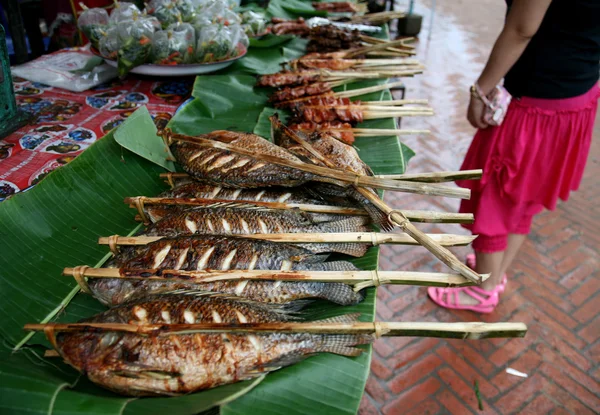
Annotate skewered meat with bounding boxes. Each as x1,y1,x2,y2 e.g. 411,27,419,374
55,295,371,396
291,58,362,71
91,235,363,307
271,115,393,230
171,131,315,188
289,121,355,144
143,204,371,256
310,25,361,43
298,105,364,123
144,182,352,223
270,82,334,103
256,71,321,88
312,2,361,13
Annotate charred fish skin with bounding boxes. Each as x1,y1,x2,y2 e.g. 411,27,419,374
143,206,371,238
171,131,316,188
91,236,364,306
145,182,351,223
55,296,371,396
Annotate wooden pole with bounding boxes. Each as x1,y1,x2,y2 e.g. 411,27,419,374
25,321,528,340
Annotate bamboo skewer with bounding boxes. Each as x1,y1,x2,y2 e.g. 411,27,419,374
63,267,487,291
125,196,474,224
25,321,528,340
376,170,483,183
271,119,482,284
97,233,477,247
158,129,470,199
345,39,417,58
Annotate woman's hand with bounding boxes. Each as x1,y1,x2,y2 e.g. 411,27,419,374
467,95,489,129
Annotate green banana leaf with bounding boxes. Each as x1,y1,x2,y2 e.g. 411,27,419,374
0,2,415,413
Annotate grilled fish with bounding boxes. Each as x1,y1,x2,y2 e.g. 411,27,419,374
170,131,316,188
55,295,372,396
90,236,364,306
270,114,393,231
143,205,371,257
144,182,356,223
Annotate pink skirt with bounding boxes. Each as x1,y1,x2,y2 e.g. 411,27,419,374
458,84,600,239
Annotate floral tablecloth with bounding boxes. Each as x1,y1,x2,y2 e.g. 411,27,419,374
0,71,193,200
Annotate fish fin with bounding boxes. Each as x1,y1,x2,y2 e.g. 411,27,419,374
297,242,367,257
314,313,361,324
349,190,395,232
318,216,372,233
319,335,373,357
250,352,312,374
189,202,272,212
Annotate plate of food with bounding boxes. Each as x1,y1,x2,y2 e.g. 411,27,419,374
80,0,254,77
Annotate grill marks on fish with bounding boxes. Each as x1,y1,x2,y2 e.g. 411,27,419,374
55,295,371,396
91,236,364,307
170,132,315,188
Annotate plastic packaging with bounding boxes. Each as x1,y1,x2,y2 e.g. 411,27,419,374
109,2,140,24
175,0,196,22
147,0,182,28
11,50,118,92
152,22,195,64
241,10,267,36
99,26,120,60
196,24,232,63
228,24,249,56
116,17,156,76
78,7,110,49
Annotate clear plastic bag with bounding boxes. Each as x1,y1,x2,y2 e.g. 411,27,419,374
228,24,249,56
109,2,140,24
78,7,110,49
11,50,118,92
116,17,155,76
241,10,266,36
175,0,196,22
147,0,182,28
196,24,232,63
202,0,240,25
152,22,195,64
99,26,119,60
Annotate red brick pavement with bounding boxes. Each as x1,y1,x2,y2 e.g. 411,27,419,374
361,1,600,413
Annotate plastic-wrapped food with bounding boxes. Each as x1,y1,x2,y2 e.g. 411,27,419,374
228,24,249,56
196,24,232,63
116,17,155,76
152,23,195,64
175,0,196,21
109,2,140,24
241,11,267,36
99,26,119,60
78,7,109,49
147,0,182,28
202,0,241,25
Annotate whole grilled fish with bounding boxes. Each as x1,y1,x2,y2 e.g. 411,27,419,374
170,130,316,188
143,205,371,257
90,236,364,306
270,114,394,231
144,181,357,223
55,295,371,396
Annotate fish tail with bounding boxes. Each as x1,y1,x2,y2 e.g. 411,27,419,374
318,334,373,357
317,283,365,306
316,261,359,271
350,190,395,232
318,216,371,233
299,242,368,257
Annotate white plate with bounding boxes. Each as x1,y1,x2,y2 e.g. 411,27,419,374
96,48,247,76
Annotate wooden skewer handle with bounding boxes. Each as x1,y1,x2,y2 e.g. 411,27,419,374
97,233,477,247
376,169,483,183
25,322,528,340
63,267,488,287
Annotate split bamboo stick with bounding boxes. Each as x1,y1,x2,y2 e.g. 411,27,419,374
375,169,483,183
63,267,487,290
25,321,528,340
97,233,477,247
125,196,474,224
159,129,470,199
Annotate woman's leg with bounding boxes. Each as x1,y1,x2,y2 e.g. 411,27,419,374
497,233,527,278
476,251,505,291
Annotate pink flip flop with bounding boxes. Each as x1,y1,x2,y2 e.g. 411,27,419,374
427,286,500,313
466,254,508,293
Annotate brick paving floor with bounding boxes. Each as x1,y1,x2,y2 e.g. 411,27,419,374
361,1,600,414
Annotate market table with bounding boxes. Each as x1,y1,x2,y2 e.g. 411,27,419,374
0,65,193,199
